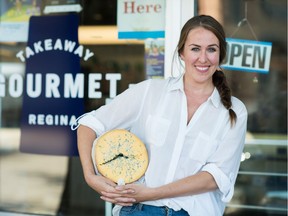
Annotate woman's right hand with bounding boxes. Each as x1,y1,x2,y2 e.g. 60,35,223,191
85,172,117,194
86,173,136,206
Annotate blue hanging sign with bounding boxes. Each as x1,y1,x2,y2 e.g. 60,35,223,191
19,14,86,156
222,38,272,74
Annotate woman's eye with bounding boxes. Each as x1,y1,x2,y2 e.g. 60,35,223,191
191,47,200,51
207,47,217,52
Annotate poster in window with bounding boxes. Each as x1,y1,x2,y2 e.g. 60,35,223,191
0,0,41,42
145,39,165,79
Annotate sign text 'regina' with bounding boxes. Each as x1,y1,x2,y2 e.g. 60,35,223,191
222,38,272,74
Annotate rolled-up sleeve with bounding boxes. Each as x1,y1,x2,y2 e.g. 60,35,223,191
74,80,150,136
202,163,235,202
78,111,106,136
202,103,248,202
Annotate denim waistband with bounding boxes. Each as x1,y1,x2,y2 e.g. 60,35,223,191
120,203,189,216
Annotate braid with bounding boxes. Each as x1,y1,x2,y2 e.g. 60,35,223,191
213,70,237,126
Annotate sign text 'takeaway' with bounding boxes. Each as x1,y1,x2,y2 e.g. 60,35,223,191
16,38,94,62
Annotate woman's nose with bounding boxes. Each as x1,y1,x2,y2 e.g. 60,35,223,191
198,50,207,63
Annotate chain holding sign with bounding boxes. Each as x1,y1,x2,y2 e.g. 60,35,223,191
222,1,272,74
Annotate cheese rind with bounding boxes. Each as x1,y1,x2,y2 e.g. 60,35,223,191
92,129,148,183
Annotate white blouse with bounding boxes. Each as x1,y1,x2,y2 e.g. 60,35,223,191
76,75,248,216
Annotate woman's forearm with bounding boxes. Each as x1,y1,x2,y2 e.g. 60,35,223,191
77,125,97,182
109,171,218,204
153,171,218,200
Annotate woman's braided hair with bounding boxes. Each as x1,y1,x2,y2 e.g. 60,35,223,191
177,15,237,126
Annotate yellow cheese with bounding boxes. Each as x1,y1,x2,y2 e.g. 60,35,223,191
92,129,148,184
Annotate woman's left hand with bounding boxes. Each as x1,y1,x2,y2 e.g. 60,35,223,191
100,183,156,206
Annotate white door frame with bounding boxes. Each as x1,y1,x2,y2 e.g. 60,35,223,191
164,0,195,78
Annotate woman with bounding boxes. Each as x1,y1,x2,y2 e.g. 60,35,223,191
75,15,247,215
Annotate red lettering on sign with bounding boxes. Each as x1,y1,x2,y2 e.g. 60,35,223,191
124,1,162,14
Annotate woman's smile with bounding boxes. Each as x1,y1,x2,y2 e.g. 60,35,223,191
195,65,210,72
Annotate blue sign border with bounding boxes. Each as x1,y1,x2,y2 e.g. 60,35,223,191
118,31,165,39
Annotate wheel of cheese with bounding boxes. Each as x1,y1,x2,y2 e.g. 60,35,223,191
92,129,148,184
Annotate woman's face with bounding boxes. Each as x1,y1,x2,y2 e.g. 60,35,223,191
180,27,220,85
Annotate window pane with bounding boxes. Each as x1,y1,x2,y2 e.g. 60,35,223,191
0,41,145,215
198,0,287,215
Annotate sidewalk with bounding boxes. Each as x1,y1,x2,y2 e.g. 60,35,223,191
0,212,45,216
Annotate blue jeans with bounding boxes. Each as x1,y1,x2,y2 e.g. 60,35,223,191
119,203,189,216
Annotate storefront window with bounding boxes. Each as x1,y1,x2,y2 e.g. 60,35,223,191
198,0,287,215
0,0,287,216
0,45,145,215
0,1,144,215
